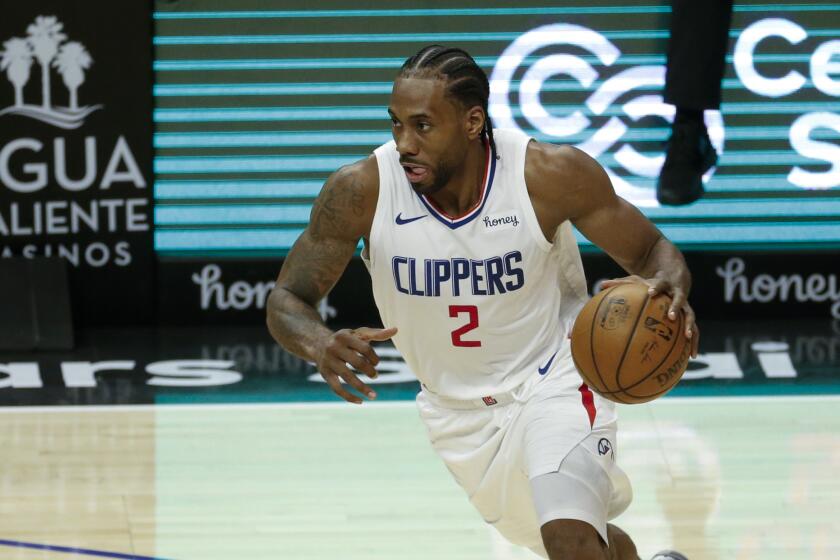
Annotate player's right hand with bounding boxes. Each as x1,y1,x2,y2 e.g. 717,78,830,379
314,326,398,404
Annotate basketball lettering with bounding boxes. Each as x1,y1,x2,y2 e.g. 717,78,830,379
570,283,690,404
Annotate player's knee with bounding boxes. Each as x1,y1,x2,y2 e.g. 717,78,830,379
606,524,638,560
541,519,606,560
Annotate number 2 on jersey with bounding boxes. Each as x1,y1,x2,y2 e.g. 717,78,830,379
449,305,481,347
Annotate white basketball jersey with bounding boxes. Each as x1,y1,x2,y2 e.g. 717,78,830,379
366,128,589,400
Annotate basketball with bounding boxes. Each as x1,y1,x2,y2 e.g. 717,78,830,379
570,282,691,404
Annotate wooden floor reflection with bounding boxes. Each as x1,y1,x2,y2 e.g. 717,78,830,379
1,396,837,559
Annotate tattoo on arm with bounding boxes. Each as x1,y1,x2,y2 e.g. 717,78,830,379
280,233,355,306
267,168,372,360
308,174,366,238
286,173,367,304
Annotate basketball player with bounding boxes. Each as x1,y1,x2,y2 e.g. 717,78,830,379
267,45,699,560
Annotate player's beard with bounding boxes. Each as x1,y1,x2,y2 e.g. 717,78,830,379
411,158,456,196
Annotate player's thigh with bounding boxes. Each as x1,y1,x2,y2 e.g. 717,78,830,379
530,443,613,544
530,428,634,548
522,372,617,479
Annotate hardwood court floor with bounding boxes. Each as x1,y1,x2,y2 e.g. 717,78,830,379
0,396,838,560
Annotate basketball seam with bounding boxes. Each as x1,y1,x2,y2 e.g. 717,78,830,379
613,303,685,394
623,337,691,399
636,304,684,384
588,285,619,395
607,385,630,404
613,290,650,393
626,309,686,395
599,331,690,399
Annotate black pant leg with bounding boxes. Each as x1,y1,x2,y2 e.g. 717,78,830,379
664,0,735,110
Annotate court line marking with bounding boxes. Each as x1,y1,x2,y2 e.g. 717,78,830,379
0,394,839,414
0,538,169,559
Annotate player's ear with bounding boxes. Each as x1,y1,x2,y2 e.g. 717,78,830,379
464,105,485,140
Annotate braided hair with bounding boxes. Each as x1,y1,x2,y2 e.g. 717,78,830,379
399,45,496,153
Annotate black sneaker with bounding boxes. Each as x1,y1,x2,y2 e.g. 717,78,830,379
650,551,689,560
656,119,718,206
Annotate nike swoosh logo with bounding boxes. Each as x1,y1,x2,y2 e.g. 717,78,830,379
395,212,427,225
538,350,559,375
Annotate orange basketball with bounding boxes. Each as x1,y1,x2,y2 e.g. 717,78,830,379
570,282,690,404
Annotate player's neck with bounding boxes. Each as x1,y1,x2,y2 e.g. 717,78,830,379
426,139,487,217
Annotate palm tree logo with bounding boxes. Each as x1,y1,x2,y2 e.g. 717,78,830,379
27,15,66,110
0,15,102,129
0,37,32,107
54,42,92,110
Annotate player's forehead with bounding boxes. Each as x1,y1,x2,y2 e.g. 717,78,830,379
389,76,458,120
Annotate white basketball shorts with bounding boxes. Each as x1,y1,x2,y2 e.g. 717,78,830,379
415,341,632,556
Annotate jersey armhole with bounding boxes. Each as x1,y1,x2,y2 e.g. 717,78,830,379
517,137,554,253
368,145,392,268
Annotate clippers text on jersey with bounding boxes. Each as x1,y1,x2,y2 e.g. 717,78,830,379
391,251,525,297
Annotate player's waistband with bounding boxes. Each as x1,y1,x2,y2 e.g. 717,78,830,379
419,382,528,410
418,338,574,410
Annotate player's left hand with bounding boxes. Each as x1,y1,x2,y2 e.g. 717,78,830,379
600,273,699,359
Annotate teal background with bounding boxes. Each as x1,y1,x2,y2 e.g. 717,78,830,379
153,1,840,257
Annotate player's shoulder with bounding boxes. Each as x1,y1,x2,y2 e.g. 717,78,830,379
319,154,380,211
526,140,595,181
326,154,379,196
313,155,380,239
524,140,609,202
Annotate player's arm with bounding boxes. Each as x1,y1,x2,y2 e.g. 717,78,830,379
526,142,698,357
266,158,396,403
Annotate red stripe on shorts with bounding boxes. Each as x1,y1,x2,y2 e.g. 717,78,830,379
578,383,596,427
